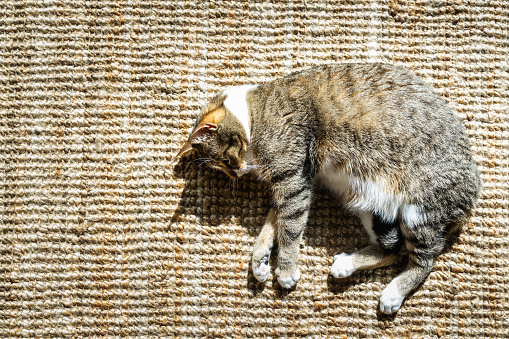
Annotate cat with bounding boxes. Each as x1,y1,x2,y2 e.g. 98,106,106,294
177,63,482,314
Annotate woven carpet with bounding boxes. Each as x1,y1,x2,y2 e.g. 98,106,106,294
1,0,508,337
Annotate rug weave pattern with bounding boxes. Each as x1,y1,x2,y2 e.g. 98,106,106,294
0,0,508,337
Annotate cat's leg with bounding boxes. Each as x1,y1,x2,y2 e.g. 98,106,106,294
331,211,400,278
252,209,277,282
331,244,399,278
359,210,378,244
272,179,313,289
378,221,446,314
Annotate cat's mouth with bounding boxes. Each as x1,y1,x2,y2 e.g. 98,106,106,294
233,168,251,178
218,167,239,179
208,163,240,179
222,168,239,179
218,166,251,179
207,160,254,179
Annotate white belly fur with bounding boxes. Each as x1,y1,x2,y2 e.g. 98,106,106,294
317,164,426,227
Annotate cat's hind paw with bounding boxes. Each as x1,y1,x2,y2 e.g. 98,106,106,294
253,262,270,282
379,283,404,314
331,253,355,278
276,268,300,289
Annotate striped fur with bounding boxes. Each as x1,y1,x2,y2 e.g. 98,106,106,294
178,63,482,314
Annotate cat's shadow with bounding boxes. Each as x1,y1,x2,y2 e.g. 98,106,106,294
170,155,272,238
170,158,454,321
171,157,371,294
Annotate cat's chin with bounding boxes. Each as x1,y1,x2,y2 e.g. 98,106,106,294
233,168,251,178
209,165,242,179
222,168,245,179
224,171,239,179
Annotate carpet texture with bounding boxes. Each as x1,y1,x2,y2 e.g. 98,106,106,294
1,0,508,337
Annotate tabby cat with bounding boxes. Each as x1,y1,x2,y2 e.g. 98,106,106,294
177,63,481,314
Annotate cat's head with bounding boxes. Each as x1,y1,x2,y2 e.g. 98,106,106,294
177,93,252,179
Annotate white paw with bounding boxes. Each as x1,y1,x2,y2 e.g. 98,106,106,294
277,268,300,289
331,253,356,278
253,262,270,282
379,283,405,314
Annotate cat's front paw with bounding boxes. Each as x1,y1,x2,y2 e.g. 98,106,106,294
252,254,271,282
253,261,270,282
331,253,356,278
275,267,300,289
379,283,405,314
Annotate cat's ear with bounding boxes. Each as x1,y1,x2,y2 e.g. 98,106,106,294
201,107,225,126
188,122,217,143
177,141,193,157
177,107,225,157
177,123,217,157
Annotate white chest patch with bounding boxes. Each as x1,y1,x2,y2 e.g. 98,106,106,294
318,165,403,221
317,164,426,227
223,85,258,143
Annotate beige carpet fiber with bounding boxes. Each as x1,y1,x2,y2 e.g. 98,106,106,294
1,0,508,337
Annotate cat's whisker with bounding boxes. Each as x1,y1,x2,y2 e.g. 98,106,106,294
191,158,212,164
196,159,214,169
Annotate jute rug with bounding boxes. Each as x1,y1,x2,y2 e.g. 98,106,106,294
1,1,507,337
